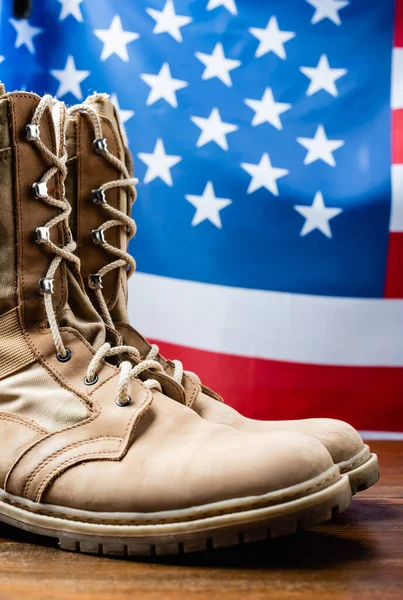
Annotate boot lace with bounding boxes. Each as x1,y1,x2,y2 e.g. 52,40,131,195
27,95,164,405
68,101,136,330
67,101,200,390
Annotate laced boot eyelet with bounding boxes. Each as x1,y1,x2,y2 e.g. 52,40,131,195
93,138,108,154
35,227,50,244
84,374,99,386
92,189,107,204
32,181,48,199
88,274,103,289
25,124,40,141
116,396,131,407
38,277,54,295
91,228,105,245
56,348,72,362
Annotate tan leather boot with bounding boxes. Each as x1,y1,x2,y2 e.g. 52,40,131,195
0,88,352,556
65,93,379,496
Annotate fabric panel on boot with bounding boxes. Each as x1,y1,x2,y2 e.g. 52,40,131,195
0,308,35,379
0,360,89,432
0,98,17,314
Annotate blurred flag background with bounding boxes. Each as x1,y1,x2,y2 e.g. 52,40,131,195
1,0,402,436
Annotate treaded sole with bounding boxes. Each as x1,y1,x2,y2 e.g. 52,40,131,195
0,475,352,557
344,453,379,495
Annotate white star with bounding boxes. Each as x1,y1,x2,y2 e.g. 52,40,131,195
245,88,291,130
297,125,344,166
300,54,347,97
58,0,84,22
50,55,90,100
191,108,238,150
140,62,187,108
306,0,349,25
206,0,237,15
294,192,342,238
146,0,192,43
110,93,134,124
186,181,232,228
137,139,182,186
249,16,295,60
0,56,4,64
94,15,139,62
195,42,241,87
241,153,289,195
9,18,43,54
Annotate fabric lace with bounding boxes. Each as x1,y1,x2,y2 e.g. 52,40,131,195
67,100,200,390
29,96,165,404
146,343,197,387
29,96,79,358
68,102,136,330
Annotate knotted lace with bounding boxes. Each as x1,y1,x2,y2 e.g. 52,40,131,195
87,342,166,397
145,343,199,387
29,96,165,405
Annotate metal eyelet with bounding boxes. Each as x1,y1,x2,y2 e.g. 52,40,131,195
91,228,105,245
88,274,103,289
56,348,72,362
38,277,54,295
92,188,107,204
25,124,40,141
116,396,131,407
84,374,99,386
32,181,48,199
93,138,108,154
35,227,50,244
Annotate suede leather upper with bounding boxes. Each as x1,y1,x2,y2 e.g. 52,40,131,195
44,399,334,512
65,94,366,469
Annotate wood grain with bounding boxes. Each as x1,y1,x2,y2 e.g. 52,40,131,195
0,440,401,600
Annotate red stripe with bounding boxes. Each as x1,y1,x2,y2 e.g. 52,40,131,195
393,109,403,163
395,0,403,47
384,233,403,297
150,339,403,432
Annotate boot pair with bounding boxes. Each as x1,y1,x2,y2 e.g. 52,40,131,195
0,87,378,557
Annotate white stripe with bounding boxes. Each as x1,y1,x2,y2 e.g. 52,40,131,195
390,164,403,231
392,48,403,109
129,273,403,366
360,431,403,441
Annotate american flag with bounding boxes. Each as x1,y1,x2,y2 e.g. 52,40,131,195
1,0,402,436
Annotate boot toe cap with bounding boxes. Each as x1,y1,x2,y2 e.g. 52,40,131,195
297,418,364,465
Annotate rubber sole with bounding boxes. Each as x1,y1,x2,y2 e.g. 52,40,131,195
339,448,379,495
0,471,352,557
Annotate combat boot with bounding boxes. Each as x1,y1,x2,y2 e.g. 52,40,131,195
65,92,379,496
0,87,351,556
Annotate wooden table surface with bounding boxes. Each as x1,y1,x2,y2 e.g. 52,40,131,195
0,440,401,600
